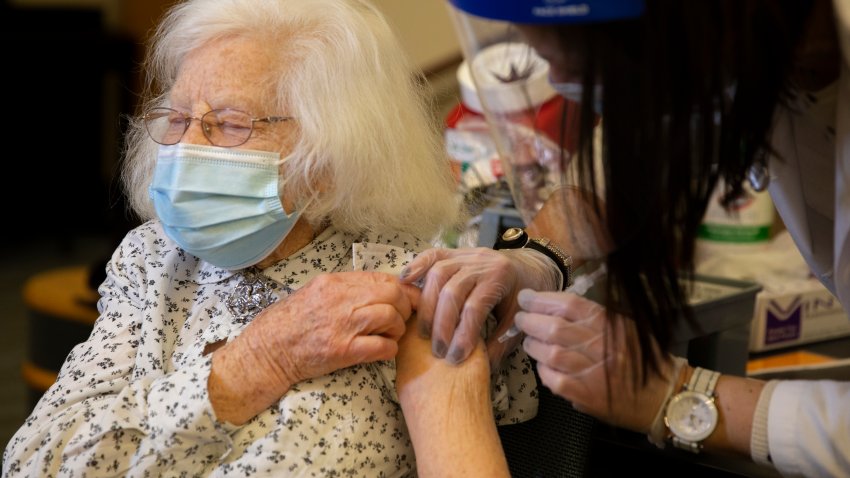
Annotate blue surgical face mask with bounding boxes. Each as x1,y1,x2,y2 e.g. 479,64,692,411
550,81,604,116
149,143,308,270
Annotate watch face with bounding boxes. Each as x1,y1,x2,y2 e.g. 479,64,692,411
665,391,718,442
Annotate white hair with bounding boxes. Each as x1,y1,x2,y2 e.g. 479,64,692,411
122,0,461,241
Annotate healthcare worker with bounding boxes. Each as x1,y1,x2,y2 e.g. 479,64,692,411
400,0,849,476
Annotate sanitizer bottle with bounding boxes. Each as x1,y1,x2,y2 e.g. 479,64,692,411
696,179,775,265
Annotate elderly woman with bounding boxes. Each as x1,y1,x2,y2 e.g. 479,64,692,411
2,0,549,476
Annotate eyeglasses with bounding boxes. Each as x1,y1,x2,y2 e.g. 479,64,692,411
143,107,294,147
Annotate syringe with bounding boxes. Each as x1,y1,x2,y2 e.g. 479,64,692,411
497,263,608,343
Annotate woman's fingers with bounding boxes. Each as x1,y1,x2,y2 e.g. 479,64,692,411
398,248,445,286
255,272,420,383
513,290,615,419
517,289,606,332
522,333,598,374
350,303,407,341
402,247,566,367
430,265,503,362
400,248,464,326
402,248,521,363
514,310,602,352
349,334,400,363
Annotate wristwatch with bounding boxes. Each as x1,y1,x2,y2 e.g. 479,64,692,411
493,227,571,290
664,367,721,453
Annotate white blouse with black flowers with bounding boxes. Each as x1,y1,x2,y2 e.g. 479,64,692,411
3,221,537,478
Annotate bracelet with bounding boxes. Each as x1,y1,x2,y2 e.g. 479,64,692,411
493,227,572,290
647,356,689,448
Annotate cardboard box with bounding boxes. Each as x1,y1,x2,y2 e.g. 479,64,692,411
750,278,850,352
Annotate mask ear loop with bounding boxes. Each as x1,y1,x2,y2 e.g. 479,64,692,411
275,155,289,199
274,152,318,217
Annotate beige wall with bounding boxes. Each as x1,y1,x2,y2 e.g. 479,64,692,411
370,1,461,73
12,0,462,73
11,0,463,119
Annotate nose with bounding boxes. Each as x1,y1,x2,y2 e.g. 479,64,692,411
181,117,212,145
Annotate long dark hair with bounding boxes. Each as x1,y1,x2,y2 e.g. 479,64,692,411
557,0,814,382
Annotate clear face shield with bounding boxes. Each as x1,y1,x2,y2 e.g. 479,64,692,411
446,0,644,268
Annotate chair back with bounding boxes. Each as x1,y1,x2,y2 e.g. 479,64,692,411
498,365,597,477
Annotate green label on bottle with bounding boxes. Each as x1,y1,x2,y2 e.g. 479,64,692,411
697,224,770,243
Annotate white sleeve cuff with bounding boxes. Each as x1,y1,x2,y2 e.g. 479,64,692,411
147,355,238,457
750,379,778,466
767,380,850,477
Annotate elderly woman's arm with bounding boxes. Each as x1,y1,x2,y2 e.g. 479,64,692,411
2,234,235,477
209,271,417,424
2,229,417,477
396,313,511,478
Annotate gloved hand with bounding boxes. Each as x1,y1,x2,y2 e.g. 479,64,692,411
515,288,685,435
399,247,560,366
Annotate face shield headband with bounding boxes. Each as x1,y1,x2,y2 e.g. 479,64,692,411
447,0,645,25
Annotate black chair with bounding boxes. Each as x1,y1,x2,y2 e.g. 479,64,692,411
498,363,597,477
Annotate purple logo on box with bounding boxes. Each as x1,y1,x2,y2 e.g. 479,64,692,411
765,297,802,344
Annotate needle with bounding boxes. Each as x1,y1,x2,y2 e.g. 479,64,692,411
497,263,607,343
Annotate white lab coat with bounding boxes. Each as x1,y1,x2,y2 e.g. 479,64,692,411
762,1,850,476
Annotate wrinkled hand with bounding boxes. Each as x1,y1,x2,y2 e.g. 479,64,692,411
210,271,420,424
515,289,679,434
399,247,560,366
247,271,420,387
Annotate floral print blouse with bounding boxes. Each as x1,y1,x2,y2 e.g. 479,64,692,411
3,221,537,477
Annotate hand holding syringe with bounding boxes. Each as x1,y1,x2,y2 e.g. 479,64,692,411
497,263,608,343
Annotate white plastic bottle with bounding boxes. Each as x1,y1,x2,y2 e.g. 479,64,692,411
696,179,775,265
